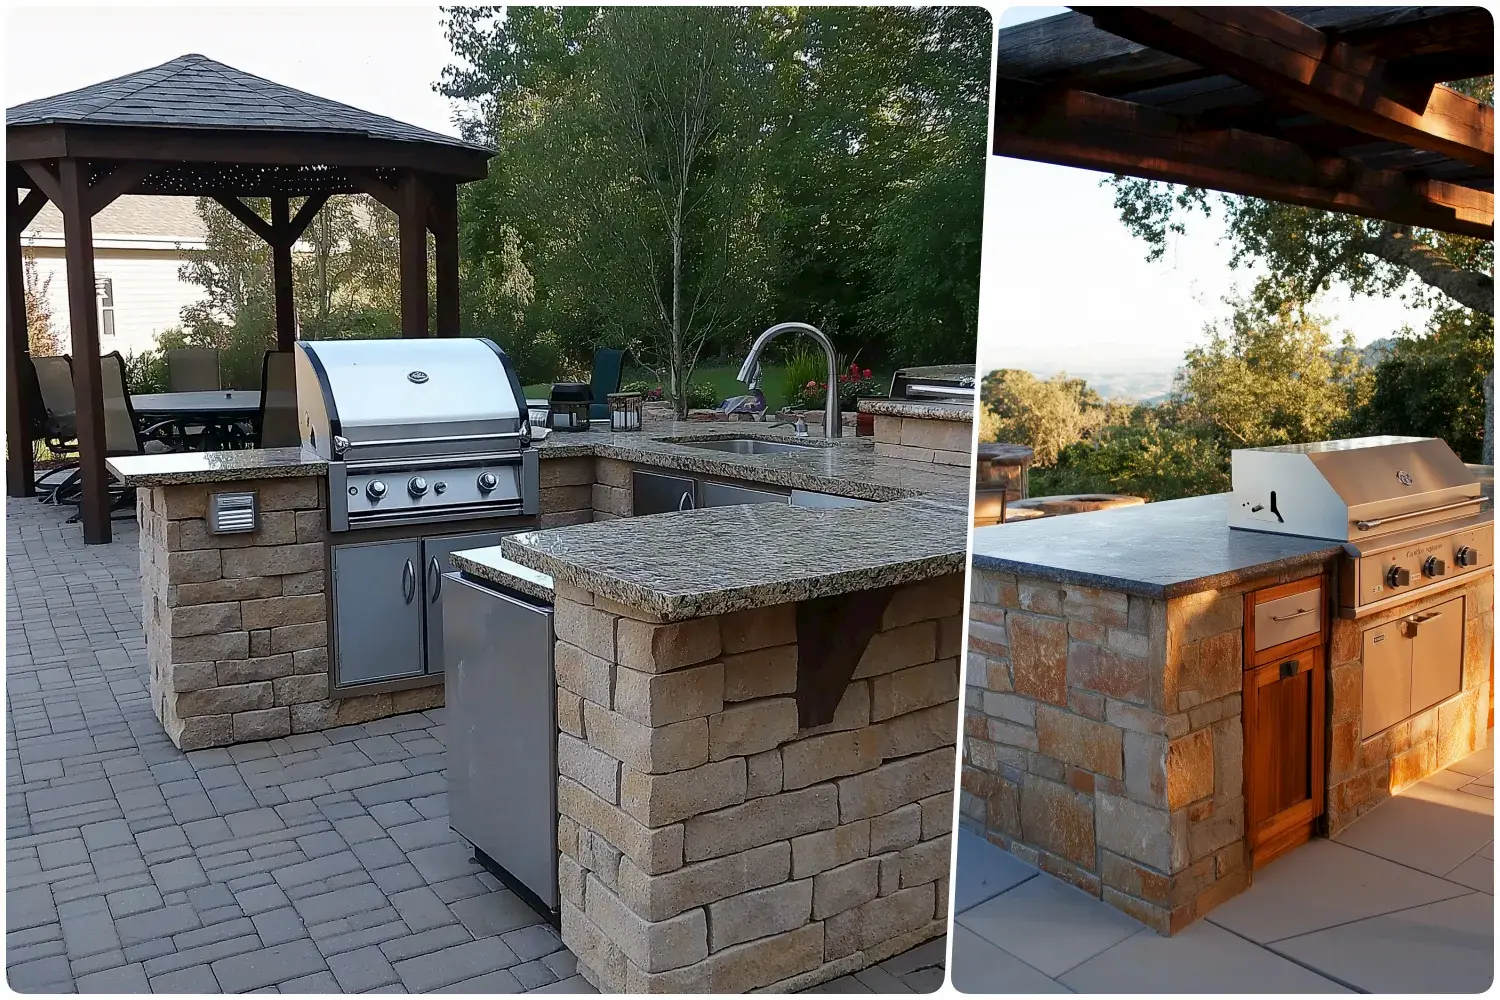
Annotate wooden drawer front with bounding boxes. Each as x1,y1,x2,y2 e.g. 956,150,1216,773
1254,587,1323,652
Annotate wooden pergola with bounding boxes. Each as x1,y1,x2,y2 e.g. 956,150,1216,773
6,54,493,543
992,7,1494,239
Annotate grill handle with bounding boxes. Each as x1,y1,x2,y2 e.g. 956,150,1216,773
1355,496,1486,531
402,559,416,604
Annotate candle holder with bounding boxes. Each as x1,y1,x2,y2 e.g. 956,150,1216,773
607,391,644,432
549,382,592,432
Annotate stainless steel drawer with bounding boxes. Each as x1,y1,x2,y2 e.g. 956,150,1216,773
1254,586,1322,651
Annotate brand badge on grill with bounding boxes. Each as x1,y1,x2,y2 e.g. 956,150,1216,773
1397,471,1414,486
408,371,429,384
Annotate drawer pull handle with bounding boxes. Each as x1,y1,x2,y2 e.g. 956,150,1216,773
1280,660,1300,679
1270,607,1314,622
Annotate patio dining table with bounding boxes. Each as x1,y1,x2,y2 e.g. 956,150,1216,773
130,390,262,450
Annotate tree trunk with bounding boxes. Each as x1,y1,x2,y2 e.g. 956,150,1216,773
1362,225,1494,316
671,204,686,419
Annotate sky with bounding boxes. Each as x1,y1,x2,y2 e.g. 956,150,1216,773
978,7,1435,386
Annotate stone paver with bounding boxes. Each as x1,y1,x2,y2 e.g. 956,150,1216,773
952,739,1495,994
6,497,946,993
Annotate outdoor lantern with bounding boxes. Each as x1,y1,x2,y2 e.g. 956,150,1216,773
607,391,643,432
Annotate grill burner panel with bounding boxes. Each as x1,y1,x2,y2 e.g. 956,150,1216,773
1229,436,1492,618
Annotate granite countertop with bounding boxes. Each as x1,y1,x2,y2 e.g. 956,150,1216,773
498,421,970,618
501,496,966,620
106,447,327,487
970,493,1344,600
858,398,973,423
449,547,554,603
535,422,964,501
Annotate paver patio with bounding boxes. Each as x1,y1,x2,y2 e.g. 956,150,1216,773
952,737,1494,993
5,496,946,993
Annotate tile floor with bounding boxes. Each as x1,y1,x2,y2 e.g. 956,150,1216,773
953,742,1495,993
5,497,945,993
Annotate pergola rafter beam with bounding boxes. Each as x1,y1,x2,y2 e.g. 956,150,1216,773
10,187,48,235
1075,6,1494,169
86,162,156,216
285,193,330,245
992,82,1494,238
19,161,63,207
212,195,277,244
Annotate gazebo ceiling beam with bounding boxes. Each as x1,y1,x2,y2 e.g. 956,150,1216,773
992,82,1493,239
212,195,277,244
1075,7,1494,170
11,187,48,234
8,125,489,181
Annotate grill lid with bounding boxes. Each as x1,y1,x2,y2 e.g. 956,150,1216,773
1229,436,1483,541
296,339,527,462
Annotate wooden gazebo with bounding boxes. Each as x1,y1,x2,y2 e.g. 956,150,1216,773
992,7,1493,239
6,54,493,543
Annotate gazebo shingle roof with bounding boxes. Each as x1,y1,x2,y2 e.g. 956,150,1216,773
7,53,491,153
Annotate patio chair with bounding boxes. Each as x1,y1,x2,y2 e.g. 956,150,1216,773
27,356,83,503
62,352,176,523
590,348,625,421
256,350,300,449
166,347,222,392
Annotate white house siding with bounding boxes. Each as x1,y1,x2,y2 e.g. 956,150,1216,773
27,248,199,360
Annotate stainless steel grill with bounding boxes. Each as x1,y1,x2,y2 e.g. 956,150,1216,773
1229,436,1492,617
297,339,539,531
888,364,977,403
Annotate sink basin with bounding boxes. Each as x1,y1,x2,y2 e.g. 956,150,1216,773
678,438,822,455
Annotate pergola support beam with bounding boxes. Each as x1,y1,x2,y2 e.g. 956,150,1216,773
397,173,430,338
1076,6,1494,170
430,181,460,337
271,197,296,352
57,159,110,543
212,195,276,244
992,82,1494,239
6,184,39,497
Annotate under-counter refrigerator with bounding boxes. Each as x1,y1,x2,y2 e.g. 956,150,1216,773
442,572,558,919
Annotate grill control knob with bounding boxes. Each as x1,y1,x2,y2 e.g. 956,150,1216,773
1385,566,1411,589
477,472,498,493
408,476,428,498
366,481,387,501
1457,546,1480,568
1423,557,1447,578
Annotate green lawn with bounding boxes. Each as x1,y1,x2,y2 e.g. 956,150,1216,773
525,363,887,412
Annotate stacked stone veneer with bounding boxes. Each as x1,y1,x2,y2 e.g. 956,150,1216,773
872,415,971,468
552,574,963,992
961,568,1281,934
1326,574,1492,833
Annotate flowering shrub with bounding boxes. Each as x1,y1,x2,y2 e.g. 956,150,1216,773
789,363,881,410
622,379,718,408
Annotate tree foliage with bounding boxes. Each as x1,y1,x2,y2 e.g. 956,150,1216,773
438,6,989,411
22,250,62,357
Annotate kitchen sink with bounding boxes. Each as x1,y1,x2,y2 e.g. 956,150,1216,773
677,438,824,455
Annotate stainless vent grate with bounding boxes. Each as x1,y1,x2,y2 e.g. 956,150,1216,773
209,492,259,534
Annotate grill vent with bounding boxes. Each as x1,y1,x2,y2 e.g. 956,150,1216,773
209,492,259,534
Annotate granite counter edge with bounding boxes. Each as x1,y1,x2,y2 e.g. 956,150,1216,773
970,546,1344,601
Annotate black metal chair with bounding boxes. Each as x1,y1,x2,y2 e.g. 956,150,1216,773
26,356,82,504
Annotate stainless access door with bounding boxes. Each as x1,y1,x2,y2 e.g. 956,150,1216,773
420,530,512,676
444,573,558,912
633,470,696,515
699,481,788,507
1361,619,1410,737
331,538,425,686
1410,596,1466,714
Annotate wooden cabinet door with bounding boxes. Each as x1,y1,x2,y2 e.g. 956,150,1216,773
1243,644,1325,869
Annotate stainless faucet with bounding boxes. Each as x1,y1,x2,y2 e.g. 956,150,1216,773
736,322,842,439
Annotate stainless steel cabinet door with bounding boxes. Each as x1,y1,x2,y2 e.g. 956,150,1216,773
699,481,788,507
444,575,558,909
331,538,424,686
1361,620,1410,738
633,470,696,515
420,530,511,676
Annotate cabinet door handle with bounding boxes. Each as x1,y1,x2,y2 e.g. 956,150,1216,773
402,559,416,604
428,557,442,602
1270,607,1314,622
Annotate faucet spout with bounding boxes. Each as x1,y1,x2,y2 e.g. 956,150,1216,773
737,322,842,438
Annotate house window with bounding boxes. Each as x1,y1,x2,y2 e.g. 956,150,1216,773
96,277,115,337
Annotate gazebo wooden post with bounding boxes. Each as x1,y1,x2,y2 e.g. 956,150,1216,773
397,172,429,338
56,158,110,544
6,182,37,498
270,196,297,351
431,180,460,337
